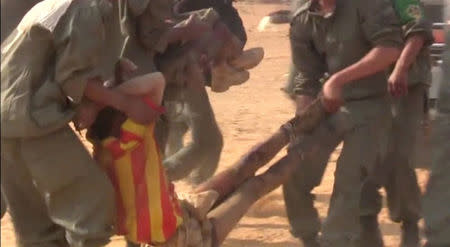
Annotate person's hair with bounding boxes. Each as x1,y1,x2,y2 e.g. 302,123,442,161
87,62,127,141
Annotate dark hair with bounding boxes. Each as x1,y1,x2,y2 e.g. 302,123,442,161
87,62,127,141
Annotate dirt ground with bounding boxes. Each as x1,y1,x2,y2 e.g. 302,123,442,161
1,1,431,246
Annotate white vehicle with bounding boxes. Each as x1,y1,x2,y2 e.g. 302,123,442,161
423,0,445,110
429,23,445,108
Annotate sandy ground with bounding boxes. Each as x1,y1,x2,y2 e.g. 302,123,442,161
1,1,431,246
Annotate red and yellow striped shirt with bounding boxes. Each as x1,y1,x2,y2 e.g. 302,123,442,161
99,107,183,244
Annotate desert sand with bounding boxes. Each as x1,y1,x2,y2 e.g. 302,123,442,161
1,1,431,246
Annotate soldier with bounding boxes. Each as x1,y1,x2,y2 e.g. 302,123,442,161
359,1,434,246
0,0,40,42
0,0,42,220
161,0,248,184
0,0,165,245
423,5,450,247
285,0,403,246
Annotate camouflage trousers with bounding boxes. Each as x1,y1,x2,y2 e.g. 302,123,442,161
160,86,223,184
284,97,391,247
1,126,115,247
360,84,425,223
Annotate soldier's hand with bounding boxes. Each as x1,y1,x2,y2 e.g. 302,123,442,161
322,76,344,113
388,69,408,97
74,101,102,130
125,97,162,125
117,58,138,80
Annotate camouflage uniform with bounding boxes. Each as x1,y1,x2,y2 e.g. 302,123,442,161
1,0,41,221
360,1,434,244
285,1,403,246
123,0,248,184
1,0,41,42
423,6,450,246
162,86,224,184
0,0,134,245
162,0,247,184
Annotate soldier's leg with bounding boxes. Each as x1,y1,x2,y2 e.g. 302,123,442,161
17,126,115,247
165,119,189,157
281,63,297,99
423,112,450,247
359,86,425,247
1,139,68,247
164,87,223,183
187,89,223,184
282,118,341,246
321,101,391,247
360,152,387,247
384,86,425,247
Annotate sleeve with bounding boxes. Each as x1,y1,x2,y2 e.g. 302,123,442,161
401,1,434,47
54,4,106,104
358,0,404,48
289,14,325,97
403,18,434,47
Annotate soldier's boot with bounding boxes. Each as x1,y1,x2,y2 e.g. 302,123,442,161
400,220,419,247
229,47,264,70
360,215,384,247
211,62,250,92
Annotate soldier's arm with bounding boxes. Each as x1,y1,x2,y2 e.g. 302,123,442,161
53,4,157,126
289,14,325,112
321,0,404,111
389,1,433,96
53,4,117,108
333,0,404,85
388,35,425,96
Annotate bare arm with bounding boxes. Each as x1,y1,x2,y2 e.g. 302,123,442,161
388,34,425,96
116,72,166,105
321,0,404,112
83,79,128,112
393,34,425,74
321,46,401,112
332,46,401,87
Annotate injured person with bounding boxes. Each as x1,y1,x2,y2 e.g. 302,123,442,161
84,59,330,247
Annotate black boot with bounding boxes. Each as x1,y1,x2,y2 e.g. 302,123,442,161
360,215,384,247
400,220,419,247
